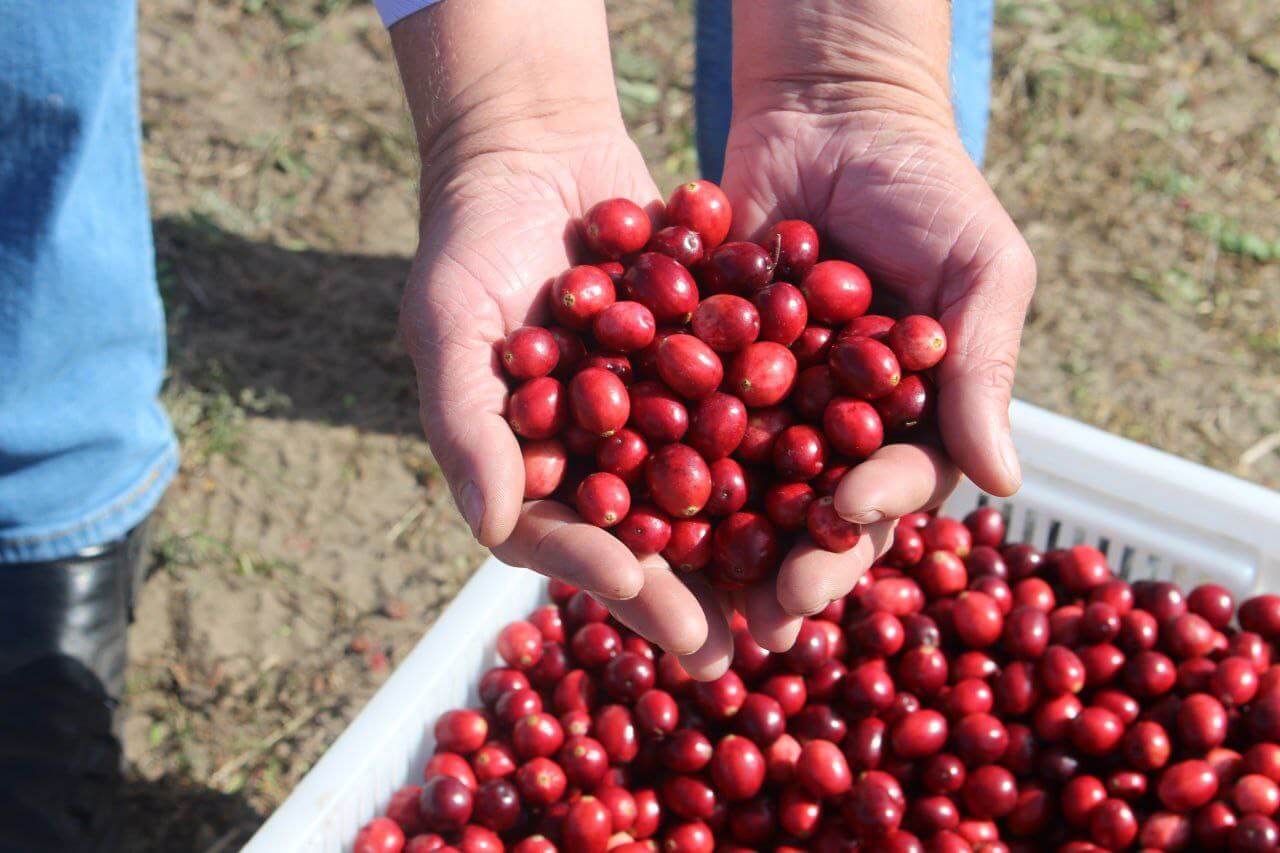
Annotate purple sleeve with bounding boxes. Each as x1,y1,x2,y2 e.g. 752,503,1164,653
374,0,444,27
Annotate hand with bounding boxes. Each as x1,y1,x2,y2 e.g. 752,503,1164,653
721,3,1036,651
390,2,737,678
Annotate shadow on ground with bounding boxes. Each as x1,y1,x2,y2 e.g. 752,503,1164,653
123,775,262,852
156,216,419,437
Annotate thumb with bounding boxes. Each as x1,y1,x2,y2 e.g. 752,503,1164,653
935,237,1037,497
403,277,524,548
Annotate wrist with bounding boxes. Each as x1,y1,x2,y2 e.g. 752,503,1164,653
732,1,954,128
391,0,625,183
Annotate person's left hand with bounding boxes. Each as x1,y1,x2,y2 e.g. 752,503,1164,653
719,98,1036,652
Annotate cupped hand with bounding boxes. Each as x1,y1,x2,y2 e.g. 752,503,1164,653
401,133,735,677
720,106,1036,650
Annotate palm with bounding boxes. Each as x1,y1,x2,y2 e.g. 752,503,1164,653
722,109,1035,496
403,134,734,677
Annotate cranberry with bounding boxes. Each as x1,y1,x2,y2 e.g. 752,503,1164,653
916,551,968,599
1032,693,1083,743
881,316,946,372
551,266,616,330
1193,800,1238,848
818,398,885,464
1089,798,1138,850
562,795,613,852
507,376,568,440
471,743,517,785
354,817,405,853
1078,643,1126,687
658,517,709,571
727,341,798,407
552,669,595,714
592,301,655,353
1158,760,1219,812
1140,581,1189,626
1002,606,1050,659
806,496,860,553
553,735,606,789
1245,744,1280,782
471,779,520,833
1138,811,1192,850
791,703,848,744
616,502,673,555
1188,583,1235,629
709,512,780,587
709,734,767,801
575,472,630,528
890,709,949,759
1002,545,1044,580
1068,707,1124,757
885,528,927,570
1232,815,1280,852
681,393,745,461
754,282,808,345
962,765,1017,819
656,334,724,401
735,405,793,464
1230,632,1273,674
845,778,905,837
663,819,715,852
792,325,835,369
874,374,935,431
735,693,786,746
801,261,871,324
1213,657,1260,707
691,294,759,353
435,711,488,755
624,253,699,323
565,590,610,625
1166,612,1217,659
703,457,747,517
662,774,718,820
952,592,1003,649
1124,650,1177,698
963,507,1006,549
967,546,1009,581
1177,692,1229,752
666,180,732,249
763,220,819,280
772,424,827,481
583,197,650,258
789,365,837,422
778,784,822,839
521,439,568,499
1078,602,1120,644
648,224,705,267
1118,609,1159,654
843,661,897,717
1241,595,1280,639
511,712,564,760
764,481,816,532
1060,775,1108,827
1234,774,1280,816
419,775,473,832
699,240,772,294
829,337,901,400
953,713,1009,766
995,661,1039,716
897,645,948,697
571,622,622,669
592,431,646,487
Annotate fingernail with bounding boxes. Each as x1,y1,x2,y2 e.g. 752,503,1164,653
999,435,1022,492
459,481,485,537
848,509,883,525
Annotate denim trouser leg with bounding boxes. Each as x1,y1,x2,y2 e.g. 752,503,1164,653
0,0,177,562
694,0,996,177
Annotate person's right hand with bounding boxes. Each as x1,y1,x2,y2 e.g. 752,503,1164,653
402,136,732,673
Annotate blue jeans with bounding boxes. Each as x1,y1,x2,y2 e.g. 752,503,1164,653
695,0,995,179
0,0,177,562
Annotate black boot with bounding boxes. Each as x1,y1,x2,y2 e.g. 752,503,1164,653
0,522,149,853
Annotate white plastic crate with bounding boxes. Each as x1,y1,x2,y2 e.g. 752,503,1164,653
245,400,1280,853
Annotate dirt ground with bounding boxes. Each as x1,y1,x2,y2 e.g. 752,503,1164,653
124,0,1279,849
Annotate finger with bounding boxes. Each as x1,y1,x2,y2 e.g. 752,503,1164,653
403,273,524,548
833,442,960,525
604,555,709,656
490,500,644,601
741,581,803,653
935,241,1037,497
775,521,896,617
677,576,736,681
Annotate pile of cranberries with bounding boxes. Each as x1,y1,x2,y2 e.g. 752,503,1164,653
352,504,1280,852
504,180,949,583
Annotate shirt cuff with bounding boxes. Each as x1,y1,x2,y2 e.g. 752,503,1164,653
373,0,444,27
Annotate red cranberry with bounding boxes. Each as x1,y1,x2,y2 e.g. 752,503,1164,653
661,774,717,821
624,253,698,323
727,342,798,407
806,496,860,553
1241,595,1280,640
884,315,948,372
842,661,897,717
709,512,780,587
917,551,969,598
556,736,608,789
962,765,1018,819
1032,693,1083,743
896,645,948,697
700,241,773,294
686,392,747,460
655,334,724,401
521,439,567,499
952,712,1009,767
1138,811,1192,850
778,784,822,839
507,376,568,440
1244,744,1280,782
1177,692,1229,752
995,661,1039,716
666,181,731,249
963,507,1006,549
593,704,638,764
829,337,900,400
1188,583,1235,629
1078,643,1126,687
644,444,711,519
736,693,786,745
1158,760,1219,812
1232,815,1280,852
354,818,405,853
801,261,871,325
852,612,906,658
764,481,816,532
693,669,747,720
583,197,650,258
875,371,937,433
708,734,767,802
496,621,544,671
1234,774,1280,816
1124,650,1177,698
1093,689,1140,725
1230,632,1273,674
1061,775,1107,826
753,282,808,345
792,365,838,422
726,795,775,846
704,458,748,518
890,709,949,759
1079,602,1121,644
1193,800,1238,848
1118,609,1159,655
512,712,564,760
552,669,595,715
910,794,962,835
844,780,905,837
1214,657,1260,707
1003,606,1050,659
419,775,473,832
967,546,1009,580
735,405,793,464
595,429,648,487
471,779,520,833
1056,545,1111,593
1069,707,1124,757
435,710,488,755
953,592,1004,649
571,622,622,669
763,220,819,280
551,266,616,330
576,472,631,528
691,294,759,352
791,703,848,744
425,753,478,791
648,224,705,267
1089,798,1138,850
1166,612,1217,659
885,528,927,569
773,424,827,481
792,324,835,369
1002,545,1044,580
942,679,995,719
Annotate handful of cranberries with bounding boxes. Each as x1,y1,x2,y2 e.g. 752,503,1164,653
504,180,948,585
353,505,1280,852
